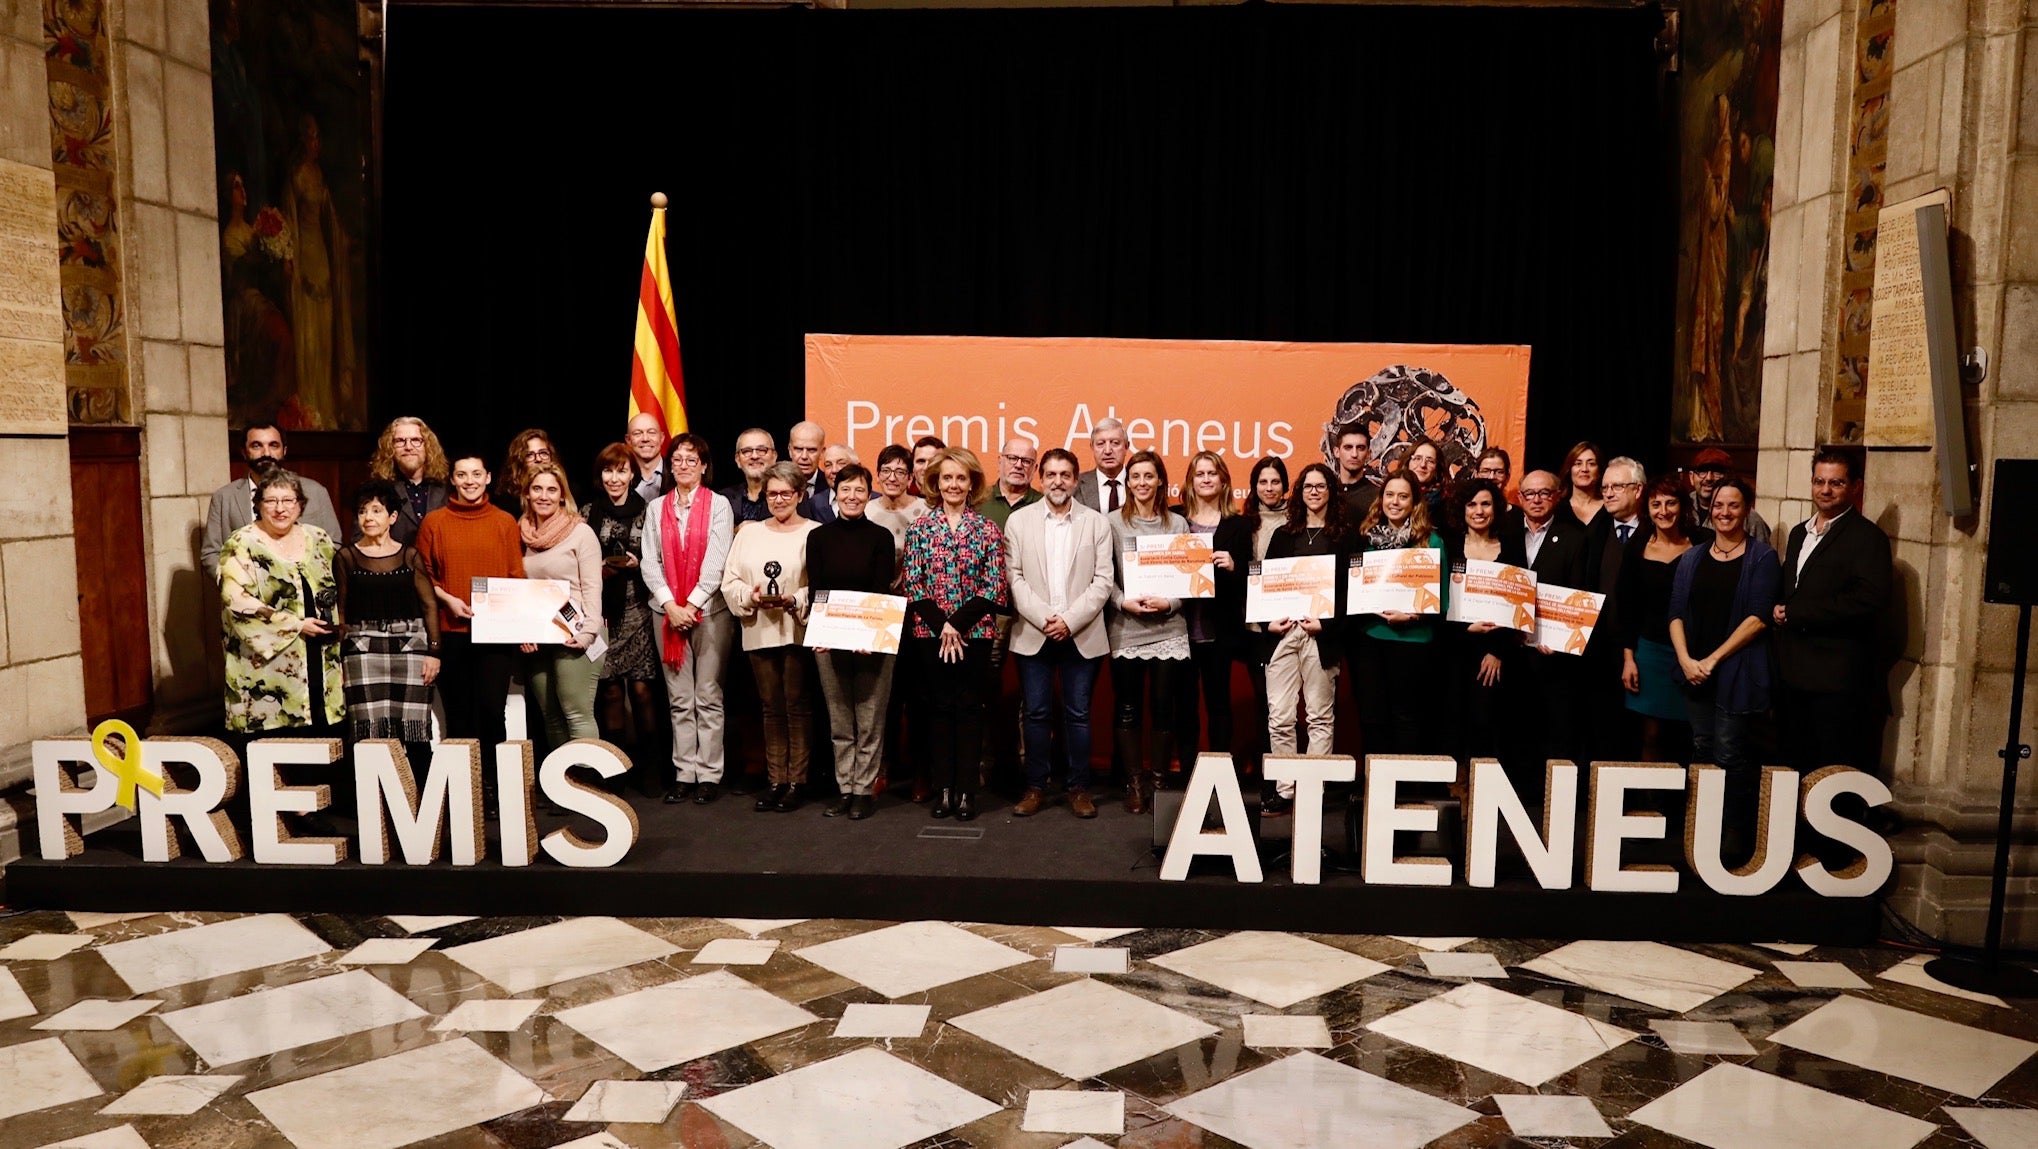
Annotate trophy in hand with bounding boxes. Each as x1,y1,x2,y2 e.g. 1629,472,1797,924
760,561,785,610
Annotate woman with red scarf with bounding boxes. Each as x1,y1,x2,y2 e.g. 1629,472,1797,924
641,432,736,805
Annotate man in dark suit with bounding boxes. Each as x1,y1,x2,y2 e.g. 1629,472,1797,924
1585,457,1648,759
1773,448,1892,775
371,416,450,545
1518,469,1592,767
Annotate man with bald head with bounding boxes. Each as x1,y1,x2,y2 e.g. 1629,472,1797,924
982,437,1042,531
626,412,671,502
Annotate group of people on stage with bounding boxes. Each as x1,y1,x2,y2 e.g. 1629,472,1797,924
201,409,1893,834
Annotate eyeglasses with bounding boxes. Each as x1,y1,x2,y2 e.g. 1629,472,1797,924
392,437,424,447
737,446,773,457
1606,481,1644,491
999,455,1036,468
765,490,799,501
524,450,551,461
260,497,300,508
878,465,909,477
1299,483,1331,493
1520,489,1559,499
670,455,702,468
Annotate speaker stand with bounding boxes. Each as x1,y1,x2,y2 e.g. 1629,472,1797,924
1926,602,2038,997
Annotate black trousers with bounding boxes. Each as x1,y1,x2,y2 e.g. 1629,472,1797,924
1781,686,1882,775
1176,641,1237,770
911,637,991,795
437,632,516,753
1353,633,1440,757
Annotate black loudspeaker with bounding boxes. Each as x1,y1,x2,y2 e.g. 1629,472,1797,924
1985,460,2038,605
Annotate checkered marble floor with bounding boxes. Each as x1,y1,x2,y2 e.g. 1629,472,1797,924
1,912,2035,1148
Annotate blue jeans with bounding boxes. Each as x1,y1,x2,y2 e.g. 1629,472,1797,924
1017,640,1102,792
1686,697,1756,774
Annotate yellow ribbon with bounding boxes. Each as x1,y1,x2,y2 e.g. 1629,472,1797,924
91,719,163,811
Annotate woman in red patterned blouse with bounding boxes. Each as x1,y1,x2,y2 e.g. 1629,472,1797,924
901,447,1009,822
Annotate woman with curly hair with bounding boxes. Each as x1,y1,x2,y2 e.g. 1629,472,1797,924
366,416,450,544
496,427,558,520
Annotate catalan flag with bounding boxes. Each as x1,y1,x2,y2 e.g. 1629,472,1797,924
628,194,687,437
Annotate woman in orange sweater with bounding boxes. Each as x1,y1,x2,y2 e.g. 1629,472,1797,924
415,452,524,753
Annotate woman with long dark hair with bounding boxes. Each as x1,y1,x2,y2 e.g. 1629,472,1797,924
1261,463,1351,812
1354,471,1450,756
1106,450,1189,814
1621,474,1704,762
1213,456,1288,778
587,443,661,791
1173,451,1241,777
1443,478,1524,797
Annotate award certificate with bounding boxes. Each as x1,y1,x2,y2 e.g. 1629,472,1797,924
1347,548,1443,615
1535,584,1605,654
1447,560,1538,633
1123,533,1216,599
1246,555,1337,623
470,578,575,644
803,589,908,654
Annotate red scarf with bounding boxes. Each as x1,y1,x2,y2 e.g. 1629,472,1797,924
659,487,713,667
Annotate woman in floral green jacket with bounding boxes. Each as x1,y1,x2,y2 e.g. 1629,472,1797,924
220,470,345,732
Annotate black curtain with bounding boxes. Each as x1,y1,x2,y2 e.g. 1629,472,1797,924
382,2,1673,484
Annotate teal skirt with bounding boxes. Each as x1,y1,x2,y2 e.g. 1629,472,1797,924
1624,638,1687,721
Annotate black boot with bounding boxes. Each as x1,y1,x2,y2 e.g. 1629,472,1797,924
1116,726,1147,815
931,789,955,818
955,791,977,822
756,783,788,813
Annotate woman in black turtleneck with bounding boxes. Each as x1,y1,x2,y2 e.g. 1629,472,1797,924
587,443,661,794
804,464,899,821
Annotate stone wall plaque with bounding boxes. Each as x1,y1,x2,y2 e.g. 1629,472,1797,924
0,159,66,436
1863,190,1948,449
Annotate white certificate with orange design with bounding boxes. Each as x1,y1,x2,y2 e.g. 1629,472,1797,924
1447,560,1538,634
1247,555,1336,623
1535,584,1605,655
470,577,575,644
1125,533,1216,599
803,589,908,654
1348,548,1443,615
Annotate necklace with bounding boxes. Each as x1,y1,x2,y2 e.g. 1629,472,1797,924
1305,524,1325,546
1711,538,1745,559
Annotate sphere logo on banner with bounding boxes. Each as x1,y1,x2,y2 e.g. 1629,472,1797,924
804,335,1532,496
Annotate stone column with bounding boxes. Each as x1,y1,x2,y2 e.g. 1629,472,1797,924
1761,0,2038,943
0,11,87,858
111,0,232,733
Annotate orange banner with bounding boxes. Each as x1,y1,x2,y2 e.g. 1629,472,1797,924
805,335,1531,497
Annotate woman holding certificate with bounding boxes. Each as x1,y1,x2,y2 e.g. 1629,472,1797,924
1260,464,1350,812
1174,452,1240,771
1107,450,1190,815
1444,479,1527,793
518,464,604,755
1668,477,1778,807
806,464,897,820
902,448,1008,821
1354,472,1449,756
722,462,821,813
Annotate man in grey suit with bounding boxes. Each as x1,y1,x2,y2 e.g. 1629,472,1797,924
200,423,343,580
1073,417,1131,516
1006,447,1118,818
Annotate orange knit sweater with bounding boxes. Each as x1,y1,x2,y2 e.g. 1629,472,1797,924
415,497,525,633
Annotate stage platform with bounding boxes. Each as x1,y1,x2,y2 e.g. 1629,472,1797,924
4,786,1880,943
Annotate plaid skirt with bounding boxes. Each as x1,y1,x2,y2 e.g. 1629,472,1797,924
342,618,434,742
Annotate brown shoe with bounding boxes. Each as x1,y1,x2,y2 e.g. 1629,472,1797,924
1124,779,1147,816
912,780,932,804
1013,788,1044,817
1069,789,1097,819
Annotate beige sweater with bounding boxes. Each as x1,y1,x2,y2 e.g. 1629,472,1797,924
721,520,820,650
521,521,602,643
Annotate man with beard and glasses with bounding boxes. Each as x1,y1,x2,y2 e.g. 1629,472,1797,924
722,427,781,529
203,423,343,580
1005,448,1116,818
367,416,450,546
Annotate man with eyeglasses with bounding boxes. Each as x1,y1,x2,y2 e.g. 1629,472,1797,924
202,423,343,580
721,428,782,529
1518,469,1592,768
1686,447,1771,544
981,438,1042,531
1586,457,1648,758
368,416,450,545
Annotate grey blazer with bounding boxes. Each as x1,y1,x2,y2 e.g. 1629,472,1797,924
1074,468,1129,517
200,476,343,581
1004,500,1117,659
